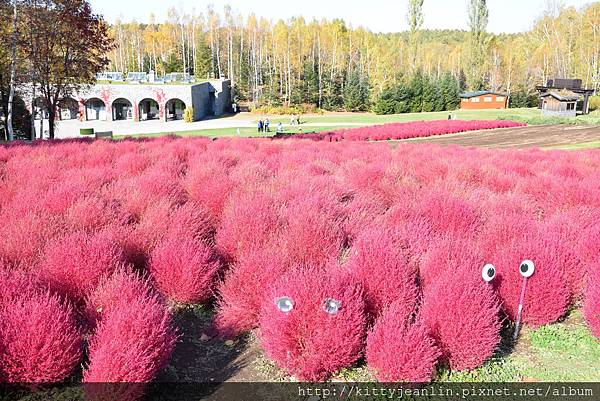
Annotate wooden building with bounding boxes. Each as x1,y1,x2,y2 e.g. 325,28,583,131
459,91,509,110
539,90,579,117
536,78,595,115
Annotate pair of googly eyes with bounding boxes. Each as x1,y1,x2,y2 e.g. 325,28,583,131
481,260,535,282
275,297,342,315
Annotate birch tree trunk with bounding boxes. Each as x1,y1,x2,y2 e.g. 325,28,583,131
7,0,18,141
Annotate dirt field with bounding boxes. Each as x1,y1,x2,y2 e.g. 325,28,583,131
404,124,600,149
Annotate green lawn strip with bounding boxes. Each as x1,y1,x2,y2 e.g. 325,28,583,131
261,108,600,126
114,125,355,139
114,108,600,139
547,141,600,150
512,312,600,382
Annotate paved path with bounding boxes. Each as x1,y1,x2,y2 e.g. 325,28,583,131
52,116,255,139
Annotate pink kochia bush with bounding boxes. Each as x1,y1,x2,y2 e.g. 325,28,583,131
85,269,157,328
259,269,366,381
278,120,526,142
366,302,440,383
37,231,126,302
346,228,418,319
583,262,600,339
0,291,82,383
83,291,177,384
493,236,571,327
281,192,346,268
420,269,501,371
150,236,221,305
216,190,282,262
214,245,292,339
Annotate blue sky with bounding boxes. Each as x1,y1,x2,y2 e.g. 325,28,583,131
89,0,590,33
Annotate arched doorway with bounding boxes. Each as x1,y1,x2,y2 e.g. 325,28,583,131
138,98,160,121
112,98,133,121
165,98,186,121
85,98,106,121
59,97,79,120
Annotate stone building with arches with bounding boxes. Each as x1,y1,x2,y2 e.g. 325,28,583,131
36,78,231,125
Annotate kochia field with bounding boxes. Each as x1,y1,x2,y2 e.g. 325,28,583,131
0,130,598,387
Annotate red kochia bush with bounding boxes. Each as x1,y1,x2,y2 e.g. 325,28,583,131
277,120,526,142
420,270,501,371
259,269,366,381
583,262,600,339
0,267,40,304
38,231,126,302
280,192,346,268
216,190,282,262
493,236,571,327
0,292,82,383
419,236,485,290
64,195,130,233
167,202,215,244
0,211,64,269
214,245,293,339
85,269,156,328
366,303,440,383
346,228,418,319
184,159,233,223
150,237,221,304
83,294,177,384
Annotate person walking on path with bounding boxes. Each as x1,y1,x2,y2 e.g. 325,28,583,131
290,115,296,125
277,122,284,134
265,118,271,132
258,120,264,133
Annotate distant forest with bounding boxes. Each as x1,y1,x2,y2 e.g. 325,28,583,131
105,2,600,112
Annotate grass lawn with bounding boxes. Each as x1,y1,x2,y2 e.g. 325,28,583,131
115,125,356,139
264,108,600,126
550,141,600,150
115,108,600,139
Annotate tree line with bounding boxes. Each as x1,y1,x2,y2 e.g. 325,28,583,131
103,1,600,113
2,1,600,139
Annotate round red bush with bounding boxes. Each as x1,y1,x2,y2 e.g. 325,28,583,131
0,291,82,383
216,190,282,262
259,269,366,381
366,303,440,383
167,202,215,245
214,245,292,339
420,269,501,371
346,228,418,319
419,235,485,290
64,195,130,233
280,192,346,268
37,231,126,302
492,236,571,327
85,268,157,328
83,294,177,384
150,237,221,304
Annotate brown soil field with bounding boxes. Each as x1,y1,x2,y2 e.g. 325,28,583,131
403,124,600,149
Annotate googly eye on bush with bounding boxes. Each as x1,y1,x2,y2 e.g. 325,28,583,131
276,296,295,313
482,264,496,282
519,260,535,278
322,298,342,315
